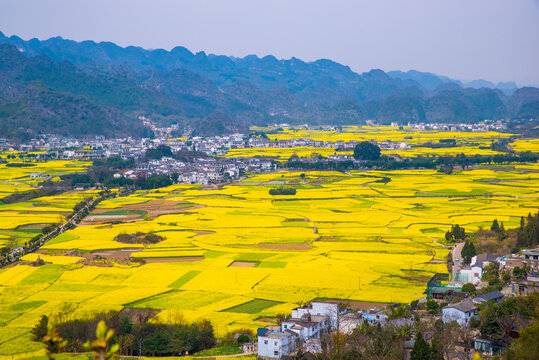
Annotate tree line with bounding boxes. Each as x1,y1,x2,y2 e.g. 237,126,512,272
33,311,217,357
286,141,538,172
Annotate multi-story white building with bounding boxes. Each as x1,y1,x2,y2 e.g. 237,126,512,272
258,302,337,359
257,329,297,359
291,302,339,330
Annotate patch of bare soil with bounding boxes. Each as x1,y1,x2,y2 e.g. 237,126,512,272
258,242,312,250
229,261,256,267
125,199,202,219
17,223,49,229
119,308,160,323
317,236,338,241
80,214,140,225
193,230,214,235
257,317,277,323
89,249,141,260
81,200,203,225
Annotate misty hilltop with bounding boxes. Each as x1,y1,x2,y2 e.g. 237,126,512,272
0,31,538,140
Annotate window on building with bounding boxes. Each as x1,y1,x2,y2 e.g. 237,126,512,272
264,340,268,345
274,341,278,346
274,351,279,356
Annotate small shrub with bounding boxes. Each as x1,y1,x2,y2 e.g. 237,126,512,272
269,186,296,195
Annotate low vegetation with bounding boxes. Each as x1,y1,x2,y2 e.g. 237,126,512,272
114,232,165,244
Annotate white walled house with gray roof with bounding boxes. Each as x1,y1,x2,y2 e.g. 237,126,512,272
257,328,297,359
291,302,339,330
442,291,504,325
442,300,480,325
281,314,330,340
258,302,337,358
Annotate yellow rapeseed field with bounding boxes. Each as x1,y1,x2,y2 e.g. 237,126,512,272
0,146,538,356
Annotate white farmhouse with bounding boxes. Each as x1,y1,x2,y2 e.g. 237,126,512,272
292,302,339,330
442,300,479,325
281,314,330,340
459,264,484,285
257,328,297,359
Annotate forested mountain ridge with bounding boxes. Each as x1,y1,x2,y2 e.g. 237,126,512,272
0,31,538,140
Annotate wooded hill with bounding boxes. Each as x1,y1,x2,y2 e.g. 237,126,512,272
1,31,538,140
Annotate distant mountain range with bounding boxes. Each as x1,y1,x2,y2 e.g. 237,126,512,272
0,31,538,140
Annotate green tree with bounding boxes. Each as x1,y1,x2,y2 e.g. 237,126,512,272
32,314,49,340
445,224,466,243
143,329,171,356
461,241,476,265
119,317,132,334
410,332,430,360
508,322,539,360
491,219,500,232
237,334,250,344
430,338,444,360
462,283,476,293
426,300,440,314
353,141,381,161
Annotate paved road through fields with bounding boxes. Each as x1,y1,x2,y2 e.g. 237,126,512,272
451,242,464,279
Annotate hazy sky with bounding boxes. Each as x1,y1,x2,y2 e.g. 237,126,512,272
1,0,539,86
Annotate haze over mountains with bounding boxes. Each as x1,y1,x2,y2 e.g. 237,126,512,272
0,31,538,140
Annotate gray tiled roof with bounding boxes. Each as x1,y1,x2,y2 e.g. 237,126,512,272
474,291,503,302
445,301,478,313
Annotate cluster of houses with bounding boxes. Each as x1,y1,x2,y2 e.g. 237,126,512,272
0,119,507,159
406,120,507,132
256,302,417,359
257,302,339,359
248,136,408,151
441,291,504,325
451,249,539,293
120,156,275,185
255,248,538,359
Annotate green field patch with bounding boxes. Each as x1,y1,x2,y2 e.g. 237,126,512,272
280,221,311,227
18,265,63,285
9,300,47,312
0,311,22,326
0,330,43,355
222,299,281,314
203,251,227,258
14,228,43,233
193,346,242,357
45,233,78,245
169,270,201,289
420,227,443,234
258,261,287,268
130,290,228,310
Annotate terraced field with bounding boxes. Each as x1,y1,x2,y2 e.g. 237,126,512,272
1,164,538,358
231,126,528,160
0,158,93,248
0,158,90,199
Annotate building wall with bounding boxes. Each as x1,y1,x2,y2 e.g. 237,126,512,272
258,336,281,358
442,307,477,325
459,266,482,284
312,302,339,330
258,335,294,359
